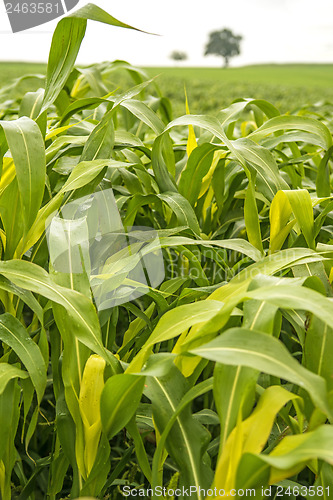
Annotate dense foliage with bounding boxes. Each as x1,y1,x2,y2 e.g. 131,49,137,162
0,5,333,500
2,64,333,119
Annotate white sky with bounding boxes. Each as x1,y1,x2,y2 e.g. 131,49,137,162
0,0,333,66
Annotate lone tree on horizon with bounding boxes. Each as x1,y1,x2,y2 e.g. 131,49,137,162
204,28,242,67
170,50,188,63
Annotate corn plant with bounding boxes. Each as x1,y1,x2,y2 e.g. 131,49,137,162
0,3,333,500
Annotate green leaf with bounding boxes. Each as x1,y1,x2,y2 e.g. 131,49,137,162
247,283,333,330
218,98,280,130
304,316,333,392
0,178,24,258
162,236,262,262
316,146,333,197
0,313,46,404
232,137,289,200
0,117,46,233
157,192,201,236
127,300,222,373
248,115,333,150
19,89,44,120
80,109,115,162
119,99,165,135
152,134,178,192
151,377,213,491
0,260,120,371
241,425,333,485
126,418,152,483
178,144,220,204
282,189,315,249
127,235,262,263
0,275,43,324
41,3,149,112
190,328,332,418
244,171,263,253
45,10,86,89
145,365,213,498
0,379,21,497
62,159,111,192
100,374,145,439
269,190,294,253
163,114,288,200
214,385,298,492
214,364,257,448
0,364,28,394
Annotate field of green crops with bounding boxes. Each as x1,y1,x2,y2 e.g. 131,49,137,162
144,65,333,117
1,4,333,500
2,62,333,119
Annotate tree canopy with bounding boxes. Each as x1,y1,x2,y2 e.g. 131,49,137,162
204,28,242,67
170,50,188,62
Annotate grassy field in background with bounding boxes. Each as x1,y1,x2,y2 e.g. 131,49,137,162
144,64,333,116
0,62,46,86
146,64,333,87
1,62,333,116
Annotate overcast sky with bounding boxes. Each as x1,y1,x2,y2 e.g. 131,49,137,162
0,0,333,66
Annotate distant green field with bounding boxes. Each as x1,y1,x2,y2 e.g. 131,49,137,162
0,62,46,87
146,64,333,87
143,64,333,116
1,62,332,117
